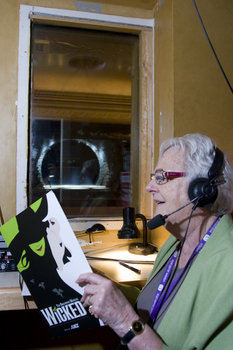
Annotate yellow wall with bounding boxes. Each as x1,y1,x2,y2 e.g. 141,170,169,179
0,1,19,222
173,0,233,154
152,0,233,246
153,0,233,154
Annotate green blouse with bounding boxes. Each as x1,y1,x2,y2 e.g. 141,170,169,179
119,214,233,350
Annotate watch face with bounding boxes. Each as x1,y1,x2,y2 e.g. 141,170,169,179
133,321,143,334
121,319,145,345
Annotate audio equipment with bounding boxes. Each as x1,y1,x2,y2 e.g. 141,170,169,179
147,147,224,230
147,197,198,230
0,249,17,272
188,147,224,208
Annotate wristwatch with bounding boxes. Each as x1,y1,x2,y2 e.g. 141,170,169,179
121,318,145,346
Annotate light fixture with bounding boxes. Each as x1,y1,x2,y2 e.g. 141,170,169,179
85,223,106,243
118,207,140,239
75,223,106,243
118,207,156,256
68,56,106,71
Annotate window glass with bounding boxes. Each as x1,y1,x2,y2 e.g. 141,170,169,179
29,23,139,218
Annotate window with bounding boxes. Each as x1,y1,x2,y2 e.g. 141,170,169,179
17,6,154,221
29,24,139,218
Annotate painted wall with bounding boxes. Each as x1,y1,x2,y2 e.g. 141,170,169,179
173,0,233,154
153,0,233,157
152,0,233,247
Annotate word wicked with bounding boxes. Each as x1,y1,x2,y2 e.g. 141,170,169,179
41,299,87,326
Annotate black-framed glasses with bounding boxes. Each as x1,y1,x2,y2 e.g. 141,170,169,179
150,168,187,184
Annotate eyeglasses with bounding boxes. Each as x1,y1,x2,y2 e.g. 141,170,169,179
150,168,187,184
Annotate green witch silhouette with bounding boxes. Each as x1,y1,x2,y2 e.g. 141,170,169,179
0,193,100,337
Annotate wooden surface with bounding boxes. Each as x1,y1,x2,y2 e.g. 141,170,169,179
0,246,157,311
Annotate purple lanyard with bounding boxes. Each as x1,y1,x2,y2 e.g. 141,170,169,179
148,217,220,325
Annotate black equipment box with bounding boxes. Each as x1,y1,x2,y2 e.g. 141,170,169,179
0,250,17,272
0,236,17,272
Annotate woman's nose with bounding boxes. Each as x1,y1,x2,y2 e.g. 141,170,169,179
146,179,158,193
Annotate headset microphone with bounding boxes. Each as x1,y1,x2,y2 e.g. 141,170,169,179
147,147,225,230
147,214,167,230
147,196,200,230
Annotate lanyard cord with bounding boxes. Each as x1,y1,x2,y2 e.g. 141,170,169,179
149,212,220,328
172,204,197,276
148,203,200,328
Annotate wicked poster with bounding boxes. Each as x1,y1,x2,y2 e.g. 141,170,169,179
0,191,102,338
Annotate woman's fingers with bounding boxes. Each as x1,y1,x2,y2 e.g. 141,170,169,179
76,272,138,333
76,272,105,286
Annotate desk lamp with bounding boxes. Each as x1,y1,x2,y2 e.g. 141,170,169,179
85,223,106,243
75,223,106,243
118,207,156,255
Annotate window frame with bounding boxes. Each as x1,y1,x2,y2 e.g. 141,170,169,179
16,5,154,226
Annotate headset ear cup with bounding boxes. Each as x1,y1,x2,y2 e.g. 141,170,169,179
188,178,218,208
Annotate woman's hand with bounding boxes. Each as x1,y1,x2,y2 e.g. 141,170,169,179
76,273,164,350
76,272,138,337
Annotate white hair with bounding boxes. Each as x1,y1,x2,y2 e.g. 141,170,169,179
160,133,233,216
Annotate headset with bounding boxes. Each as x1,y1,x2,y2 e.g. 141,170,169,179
188,147,224,208
147,146,225,231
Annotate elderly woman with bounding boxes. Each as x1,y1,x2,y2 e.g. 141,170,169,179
76,133,233,350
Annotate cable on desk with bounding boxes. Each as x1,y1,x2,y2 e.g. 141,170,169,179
86,256,155,264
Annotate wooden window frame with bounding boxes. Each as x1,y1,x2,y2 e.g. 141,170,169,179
17,5,154,224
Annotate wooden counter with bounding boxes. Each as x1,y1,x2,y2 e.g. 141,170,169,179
0,245,157,311
0,247,156,350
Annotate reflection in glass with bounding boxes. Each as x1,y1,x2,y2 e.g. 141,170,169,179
41,140,100,186
28,24,139,217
